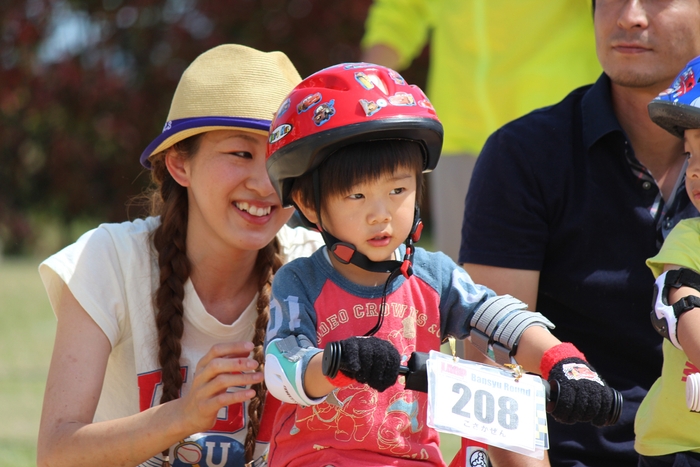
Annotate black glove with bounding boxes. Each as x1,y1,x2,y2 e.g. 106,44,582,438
547,357,616,427
332,336,401,392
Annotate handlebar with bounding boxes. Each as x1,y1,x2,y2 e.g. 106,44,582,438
324,346,622,426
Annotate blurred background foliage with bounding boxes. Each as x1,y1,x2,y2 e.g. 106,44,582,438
0,0,429,257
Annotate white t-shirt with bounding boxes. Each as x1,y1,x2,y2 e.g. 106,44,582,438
39,217,323,467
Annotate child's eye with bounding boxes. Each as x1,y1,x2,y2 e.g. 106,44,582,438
348,193,364,200
391,187,405,195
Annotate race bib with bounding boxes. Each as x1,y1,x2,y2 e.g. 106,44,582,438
426,351,548,459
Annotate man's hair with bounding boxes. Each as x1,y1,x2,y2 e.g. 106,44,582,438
291,139,425,214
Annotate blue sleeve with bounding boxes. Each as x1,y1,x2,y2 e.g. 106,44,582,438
265,257,322,358
412,248,497,339
264,257,331,405
459,126,549,270
266,258,323,346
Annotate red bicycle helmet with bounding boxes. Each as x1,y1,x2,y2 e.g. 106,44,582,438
266,62,443,207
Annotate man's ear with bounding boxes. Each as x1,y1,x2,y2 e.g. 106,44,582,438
291,192,319,225
164,148,190,187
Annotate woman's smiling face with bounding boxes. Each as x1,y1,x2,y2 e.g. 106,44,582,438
173,129,293,253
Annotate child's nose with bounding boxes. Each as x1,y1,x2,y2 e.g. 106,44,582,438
368,202,391,224
688,157,700,179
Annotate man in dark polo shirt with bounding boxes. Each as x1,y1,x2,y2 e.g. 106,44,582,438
459,1,700,467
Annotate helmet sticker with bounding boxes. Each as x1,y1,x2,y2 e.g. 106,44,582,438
355,72,375,90
313,100,336,126
389,92,416,106
359,98,387,117
269,123,292,143
297,93,322,113
418,99,434,110
388,69,406,86
660,68,696,99
344,63,368,70
277,98,291,118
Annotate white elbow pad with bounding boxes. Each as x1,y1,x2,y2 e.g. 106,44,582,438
651,269,700,351
264,336,325,406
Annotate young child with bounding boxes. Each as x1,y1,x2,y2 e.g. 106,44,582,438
263,63,618,467
636,55,700,467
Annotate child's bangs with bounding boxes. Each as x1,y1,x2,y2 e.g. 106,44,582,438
320,139,424,198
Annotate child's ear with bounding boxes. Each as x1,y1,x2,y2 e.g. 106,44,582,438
291,192,319,225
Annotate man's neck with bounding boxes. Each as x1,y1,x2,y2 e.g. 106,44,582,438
611,81,685,200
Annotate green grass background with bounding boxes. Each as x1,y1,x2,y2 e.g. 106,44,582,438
0,258,55,466
0,257,461,466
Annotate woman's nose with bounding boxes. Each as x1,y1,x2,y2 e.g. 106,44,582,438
246,155,277,197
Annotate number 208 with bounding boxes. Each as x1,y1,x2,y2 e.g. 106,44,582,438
451,382,519,430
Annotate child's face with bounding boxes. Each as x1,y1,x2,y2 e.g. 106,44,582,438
685,128,700,211
321,168,417,264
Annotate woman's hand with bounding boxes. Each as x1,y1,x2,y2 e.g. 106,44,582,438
176,341,264,434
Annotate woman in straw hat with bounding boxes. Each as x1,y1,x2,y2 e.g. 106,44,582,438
36,44,322,467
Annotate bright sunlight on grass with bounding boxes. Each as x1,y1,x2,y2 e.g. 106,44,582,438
0,257,55,467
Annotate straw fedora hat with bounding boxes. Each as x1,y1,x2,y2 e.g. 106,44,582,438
140,44,302,168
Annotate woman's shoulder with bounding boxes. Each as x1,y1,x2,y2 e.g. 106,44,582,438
42,217,159,275
95,216,160,240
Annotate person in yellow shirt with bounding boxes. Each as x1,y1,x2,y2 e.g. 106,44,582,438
636,55,700,467
362,0,600,261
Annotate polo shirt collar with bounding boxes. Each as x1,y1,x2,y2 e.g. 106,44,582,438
581,73,624,150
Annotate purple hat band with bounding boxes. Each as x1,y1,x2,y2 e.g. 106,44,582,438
140,116,271,168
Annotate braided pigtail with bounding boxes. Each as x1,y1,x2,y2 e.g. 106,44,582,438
147,138,199,467
243,236,284,462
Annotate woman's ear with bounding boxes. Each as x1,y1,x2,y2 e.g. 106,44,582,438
291,192,319,225
164,148,190,187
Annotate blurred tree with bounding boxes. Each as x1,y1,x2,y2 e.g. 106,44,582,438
0,0,428,255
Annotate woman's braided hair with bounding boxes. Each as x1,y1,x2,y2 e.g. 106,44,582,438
147,136,283,465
